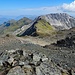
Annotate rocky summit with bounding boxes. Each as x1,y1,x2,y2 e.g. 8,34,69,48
40,13,75,30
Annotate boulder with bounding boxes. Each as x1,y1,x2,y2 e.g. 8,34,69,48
7,50,16,54
19,61,26,66
22,65,33,75
23,50,28,57
7,66,25,75
16,50,23,55
71,70,75,75
8,57,14,64
41,57,48,62
12,60,19,66
33,54,41,62
36,66,43,75
0,60,3,66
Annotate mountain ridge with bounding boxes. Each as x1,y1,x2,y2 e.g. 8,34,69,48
0,17,32,35
17,13,75,36
39,13,75,30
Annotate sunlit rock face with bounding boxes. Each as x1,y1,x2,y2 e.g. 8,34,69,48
40,13,75,30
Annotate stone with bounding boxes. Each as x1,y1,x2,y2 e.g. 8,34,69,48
23,50,28,57
71,70,75,75
8,57,14,64
29,60,41,66
0,68,10,75
41,58,48,62
19,61,25,65
36,66,43,75
22,65,33,75
7,66,25,75
7,50,16,54
16,50,23,55
12,60,19,66
0,60,3,66
39,61,62,75
28,53,33,59
33,54,41,62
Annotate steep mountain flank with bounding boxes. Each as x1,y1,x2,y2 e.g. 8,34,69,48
20,18,56,36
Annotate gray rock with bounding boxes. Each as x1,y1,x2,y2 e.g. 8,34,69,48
0,60,3,66
41,57,48,62
40,62,62,75
8,57,14,64
12,60,19,66
7,66,25,75
30,61,41,66
71,70,75,75
22,65,33,75
16,50,23,55
23,50,28,57
36,66,43,75
7,50,16,54
41,13,75,30
33,54,41,62
19,60,29,66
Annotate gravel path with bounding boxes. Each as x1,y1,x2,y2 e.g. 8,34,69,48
16,36,50,46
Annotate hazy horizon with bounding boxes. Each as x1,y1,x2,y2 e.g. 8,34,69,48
0,0,75,17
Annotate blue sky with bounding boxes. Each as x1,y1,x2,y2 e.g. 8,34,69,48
0,0,75,16
0,0,73,9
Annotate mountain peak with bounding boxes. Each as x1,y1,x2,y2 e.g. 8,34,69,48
38,13,75,30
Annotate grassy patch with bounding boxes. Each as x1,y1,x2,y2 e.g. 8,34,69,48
35,19,56,36
3,17,32,34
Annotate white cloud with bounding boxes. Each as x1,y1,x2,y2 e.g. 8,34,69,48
18,6,62,15
18,0,75,16
62,1,75,12
14,1,75,17
1,1,75,17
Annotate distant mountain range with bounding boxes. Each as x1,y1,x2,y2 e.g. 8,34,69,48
0,18,9,24
15,15,37,20
0,17,32,34
0,15,36,24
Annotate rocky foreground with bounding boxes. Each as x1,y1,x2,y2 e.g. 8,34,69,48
0,34,75,75
0,49,70,75
1,13,75,75
0,48,74,75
